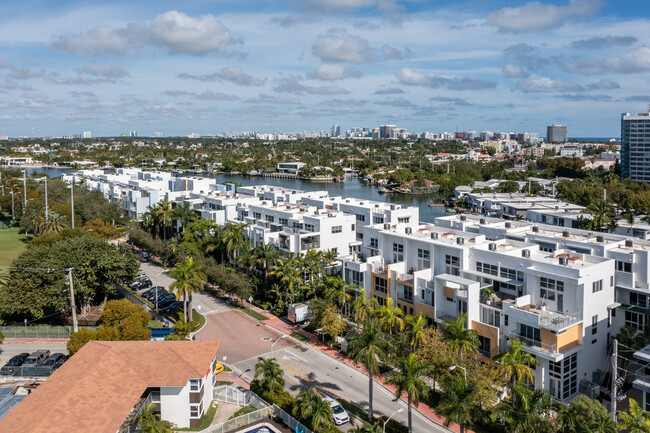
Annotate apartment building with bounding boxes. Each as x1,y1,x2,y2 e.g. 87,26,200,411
621,106,650,182
340,214,650,401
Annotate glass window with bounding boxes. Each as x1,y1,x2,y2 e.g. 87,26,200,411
370,238,379,249
616,261,632,273
189,379,201,392
592,315,598,335
374,276,387,294
592,280,603,293
332,225,342,234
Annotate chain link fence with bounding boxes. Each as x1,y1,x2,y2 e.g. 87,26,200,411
0,325,97,338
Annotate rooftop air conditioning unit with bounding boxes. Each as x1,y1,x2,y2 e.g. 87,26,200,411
559,256,568,265
405,227,412,234
522,249,530,258
505,222,512,228
375,204,380,208
384,223,391,230
563,230,570,238
431,232,439,240
460,215,467,222
457,237,465,245
489,243,497,251
596,235,604,243
390,204,396,210
532,226,539,233
480,218,486,225
626,239,634,248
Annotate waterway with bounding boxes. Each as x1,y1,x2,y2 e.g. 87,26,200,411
27,169,448,223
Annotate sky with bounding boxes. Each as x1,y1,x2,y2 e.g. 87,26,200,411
0,0,649,138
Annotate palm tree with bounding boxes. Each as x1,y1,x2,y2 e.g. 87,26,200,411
442,313,479,359
221,222,248,263
348,320,392,420
624,211,637,238
155,198,173,240
353,289,378,324
321,249,338,275
134,403,173,433
586,199,610,232
405,314,427,352
377,296,404,335
236,240,257,277
323,276,353,314
294,388,333,431
271,255,304,304
437,378,479,433
253,357,286,395
172,202,197,234
493,338,537,385
493,384,555,433
141,206,159,237
170,256,206,322
617,399,650,433
254,242,280,277
385,353,432,433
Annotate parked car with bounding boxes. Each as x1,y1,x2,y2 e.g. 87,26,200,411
0,353,30,375
143,286,166,298
213,362,225,375
139,251,151,263
157,296,179,308
42,353,67,371
22,350,51,368
324,397,350,425
162,301,184,313
130,279,152,290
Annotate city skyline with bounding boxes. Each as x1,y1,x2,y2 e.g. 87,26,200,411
0,1,649,137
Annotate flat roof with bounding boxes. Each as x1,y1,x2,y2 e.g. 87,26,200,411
0,340,220,433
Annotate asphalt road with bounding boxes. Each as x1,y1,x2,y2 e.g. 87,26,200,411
140,262,449,433
0,342,68,368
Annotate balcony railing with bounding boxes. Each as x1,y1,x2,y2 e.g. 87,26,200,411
538,311,582,331
509,331,556,354
397,272,414,282
300,242,320,250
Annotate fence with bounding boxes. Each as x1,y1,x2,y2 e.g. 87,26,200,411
213,385,269,409
113,282,149,309
0,325,97,338
272,404,313,433
199,407,275,433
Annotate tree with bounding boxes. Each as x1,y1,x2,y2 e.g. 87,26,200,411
377,296,404,335
318,302,347,340
155,198,173,240
493,384,555,433
221,222,248,263
170,256,206,323
322,276,353,314
82,219,120,239
67,328,98,356
385,354,432,433
437,378,479,433
493,338,537,385
0,329,4,346
172,202,197,233
557,395,616,433
294,388,334,431
254,242,280,278
271,255,304,304
253,357,286,396
442,313,478,359
624,211,637,237
496,180,520,193
353,289,378,324
405,314,427,352
617,399,650,433
348,320,392,420
134,403,174,433
97,299,151,341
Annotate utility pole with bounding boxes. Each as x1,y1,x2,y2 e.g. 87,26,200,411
67,268,78,333
611,338,618,420
22,170,26,207
68,183,74,229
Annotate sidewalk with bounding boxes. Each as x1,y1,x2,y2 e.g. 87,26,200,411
213,288,467,433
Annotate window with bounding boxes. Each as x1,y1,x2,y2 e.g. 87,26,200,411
351,224,355,231
397,283,413,303
374,276,387,294
625,310,646,331
253,212,261,219
630,292,648,308
345,268,364,287
417,248,431,269
398,217,410,223
476,261,498,276
549,353,577,400
538,241,556,252
373,216,384,224
446,255,460,276
356,214,366,222
189,379,201,392
540,277,564,301
616,260,632,273
393,243,404,262
478,335,491,357
304,223,315,232
332,225,342,234
519,324,541,342
265,215,275,223
279,218,288,226
592,315,598,335
375,295,386,307
592,280,603,293
370,238,378,249
190,402,203,418
610,276,614,287
500,267,524,281
480,306,501,327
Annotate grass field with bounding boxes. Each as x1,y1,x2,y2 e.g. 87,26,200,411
0,227,30,274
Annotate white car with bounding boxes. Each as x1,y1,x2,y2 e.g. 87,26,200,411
324,397,350,425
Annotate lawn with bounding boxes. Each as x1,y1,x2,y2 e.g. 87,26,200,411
0,228,30,274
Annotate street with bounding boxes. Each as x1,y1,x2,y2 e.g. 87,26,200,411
140,262,451,433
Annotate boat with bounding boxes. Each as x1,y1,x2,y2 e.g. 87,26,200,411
378,186,392,194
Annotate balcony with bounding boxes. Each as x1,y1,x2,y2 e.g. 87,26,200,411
300,242,320,250
480,290,516,310
509,331,557,354
371,263,388,277
508,304,582,332
397,273,414,283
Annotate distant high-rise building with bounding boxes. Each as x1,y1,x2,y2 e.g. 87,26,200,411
82,131,92,139
154,132,163,138
330,125,341,137
130,131,137,137
621,105,650,181
379,125,396,139
547,124,567,143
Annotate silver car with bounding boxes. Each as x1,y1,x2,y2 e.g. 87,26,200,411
324,397,350,425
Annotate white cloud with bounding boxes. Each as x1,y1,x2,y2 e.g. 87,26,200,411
395,68,497,90
6,66,42,80
564,47,650,74
52,25,146,57
487,0,603,32
569,35,637,50
516,76,584,93
273,75,349,95
150,11,234,55
77,65,129,79
586,79,620,90
502,64,529,79
312,31,374,63
178,66,264,86
307,63,362,81
380,44,407,60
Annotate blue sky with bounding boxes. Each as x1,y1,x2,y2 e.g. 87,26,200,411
0,0,649,137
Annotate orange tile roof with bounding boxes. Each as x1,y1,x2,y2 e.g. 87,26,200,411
0,340,220,433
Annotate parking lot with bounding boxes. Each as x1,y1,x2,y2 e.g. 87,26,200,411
0,342,68,375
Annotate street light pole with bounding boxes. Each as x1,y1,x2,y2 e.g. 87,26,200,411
22,170,26,207
383,407,404,433
271,335,287,358
68,183,74,229
67,268,78,333
44,176,48,222
450,365,467,385
9,191,14,224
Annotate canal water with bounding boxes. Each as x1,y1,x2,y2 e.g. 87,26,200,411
28,169,447,223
